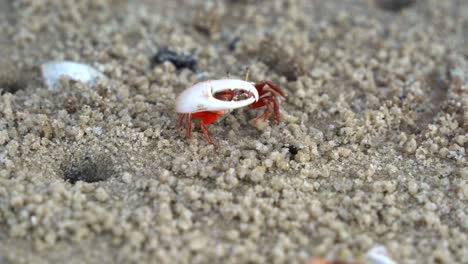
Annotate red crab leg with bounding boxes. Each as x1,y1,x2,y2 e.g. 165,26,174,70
177,113,186,128
252,97,272,122
256,81,286,98
271,94,280,122
250,81,286,123
191,111,224,144
186,114,192,138
200,123,213,144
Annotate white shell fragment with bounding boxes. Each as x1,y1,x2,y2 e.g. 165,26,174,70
366,245,398,264
41,61,104,89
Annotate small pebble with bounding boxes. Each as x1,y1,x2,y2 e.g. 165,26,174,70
151,48,197,71
95,187,109,202
122,172,133,184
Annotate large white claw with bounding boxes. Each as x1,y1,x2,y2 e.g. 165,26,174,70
41,61,105,89
176,79,259,113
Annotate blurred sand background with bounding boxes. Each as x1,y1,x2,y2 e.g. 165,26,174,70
0,0,467,263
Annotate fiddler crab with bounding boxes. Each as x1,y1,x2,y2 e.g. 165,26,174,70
175,71,286,144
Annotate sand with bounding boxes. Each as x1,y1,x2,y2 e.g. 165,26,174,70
0,0,467,263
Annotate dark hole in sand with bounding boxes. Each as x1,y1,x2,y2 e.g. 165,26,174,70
375,0,415,12
0,62,28,95
0,79,24,94
284,145,299,160
62,155,115,184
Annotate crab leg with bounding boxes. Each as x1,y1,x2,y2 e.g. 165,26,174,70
250,81,285,123
256,81,286,98
252,97,272,122
271,95,280,122
186,114,192,138
177,111,223,144
200,123,213,144
193,111,222,144
177,113,186,128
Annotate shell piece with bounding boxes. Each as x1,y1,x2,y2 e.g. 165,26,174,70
366,245,398,264
41,61,104,89
176,79,259,113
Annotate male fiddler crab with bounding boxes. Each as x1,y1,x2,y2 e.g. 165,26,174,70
175,71,286,144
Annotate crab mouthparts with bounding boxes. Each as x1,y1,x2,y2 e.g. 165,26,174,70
213,89,255,102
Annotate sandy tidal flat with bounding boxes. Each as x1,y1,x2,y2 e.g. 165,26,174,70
0,0,467,263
